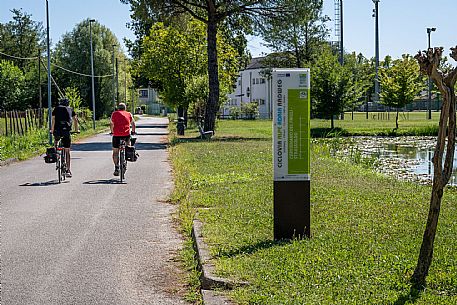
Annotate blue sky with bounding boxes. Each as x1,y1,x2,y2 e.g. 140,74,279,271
1,0,456,60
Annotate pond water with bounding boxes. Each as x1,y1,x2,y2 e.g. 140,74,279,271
345,137,457,186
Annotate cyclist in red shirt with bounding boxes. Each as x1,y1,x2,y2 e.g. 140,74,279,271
110,103,136,176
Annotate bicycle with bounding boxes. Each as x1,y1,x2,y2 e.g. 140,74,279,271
55,138,67,184
54,131,80,184
117,134,137,183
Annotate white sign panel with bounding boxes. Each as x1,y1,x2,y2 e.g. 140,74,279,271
272,69,311,181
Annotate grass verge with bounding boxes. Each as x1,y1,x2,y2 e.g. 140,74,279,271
169,119,457,304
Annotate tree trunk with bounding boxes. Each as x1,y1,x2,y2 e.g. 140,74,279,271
330,116,334,129
411,86,456,287
395,110,399,130
204,19,219,132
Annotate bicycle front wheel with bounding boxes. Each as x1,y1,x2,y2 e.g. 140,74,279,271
120,150,125,183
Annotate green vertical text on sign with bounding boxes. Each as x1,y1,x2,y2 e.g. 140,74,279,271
287,88,310,175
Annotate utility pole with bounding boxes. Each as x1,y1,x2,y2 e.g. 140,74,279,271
112,44,116,110
373,0,380,103
46,0,52,144
116,58,119,104
124,60,127,104
339,0,344,65
89,19,96,129
38,49,42,109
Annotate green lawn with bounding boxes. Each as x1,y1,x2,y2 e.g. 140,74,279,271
170,119,457,305
312,111,440,136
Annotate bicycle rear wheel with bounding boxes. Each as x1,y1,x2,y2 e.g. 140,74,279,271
120,149,125,183
57,152,63,183
61,151,67,181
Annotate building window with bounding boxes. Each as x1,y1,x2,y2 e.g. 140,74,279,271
260,78,266,84
139,89,148,98
259,99,265,105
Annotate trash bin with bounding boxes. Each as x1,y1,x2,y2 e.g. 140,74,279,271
176,117,185,135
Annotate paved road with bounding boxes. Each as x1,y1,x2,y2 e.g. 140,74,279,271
0,117,187,305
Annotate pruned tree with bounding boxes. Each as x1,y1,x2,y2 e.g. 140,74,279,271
412,46,457,287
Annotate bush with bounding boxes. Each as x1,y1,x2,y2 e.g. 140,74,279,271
241,102,258,119
0,60,25,110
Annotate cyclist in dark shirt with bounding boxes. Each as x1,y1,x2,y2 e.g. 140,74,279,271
50,98,79,178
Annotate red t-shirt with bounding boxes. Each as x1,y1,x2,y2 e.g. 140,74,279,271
111,110,132,136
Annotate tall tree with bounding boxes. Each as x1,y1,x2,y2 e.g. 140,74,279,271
379,54,424,129
53,19,130,118
260,0,329,68
411,46,457,288
311,47,367,129
121,0,282,132
0,9,45,108
343,52,372,116
139,19,237,115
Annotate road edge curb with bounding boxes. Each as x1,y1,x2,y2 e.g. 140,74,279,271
191,218,248,304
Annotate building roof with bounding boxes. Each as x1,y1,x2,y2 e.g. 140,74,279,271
245,57,266,70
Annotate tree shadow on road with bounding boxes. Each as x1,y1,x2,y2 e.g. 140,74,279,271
20,180,68,186
135,124,168,129
72,142,166,151
83,179,126,185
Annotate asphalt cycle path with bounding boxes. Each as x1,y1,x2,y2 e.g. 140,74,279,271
0,117,187,305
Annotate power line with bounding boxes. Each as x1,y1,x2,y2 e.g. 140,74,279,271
0,50,39,60
0,50,114,78
51,62,114,78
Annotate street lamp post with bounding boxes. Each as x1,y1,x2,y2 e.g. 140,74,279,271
372,0,380,103
89,19,96,129
427,27,436,120
45,0,52,144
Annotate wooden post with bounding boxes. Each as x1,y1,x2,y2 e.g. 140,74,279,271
34,109,38,128
3,111,7,136
10,111,15,135
24,110,28,133
17,111,24,135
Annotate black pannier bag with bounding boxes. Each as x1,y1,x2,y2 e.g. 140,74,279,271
125,145,139,162
44,147,57,163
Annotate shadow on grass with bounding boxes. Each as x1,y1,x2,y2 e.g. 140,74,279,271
393,285,422,305
171,136,269,145
311,127,348,138
215,239,290,259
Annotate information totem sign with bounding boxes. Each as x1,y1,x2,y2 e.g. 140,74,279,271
272,69,311,239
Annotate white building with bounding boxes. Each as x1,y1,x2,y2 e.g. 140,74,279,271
138,87,162,114
222,57,273,119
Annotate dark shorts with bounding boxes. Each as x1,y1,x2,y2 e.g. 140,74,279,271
112,136,130,148
53,130,71,148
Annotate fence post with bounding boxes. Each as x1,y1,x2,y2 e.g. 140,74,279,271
3,111,7,136
24,111,28,133
18,111,24,135
10,111,15,135
33,109,38,128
